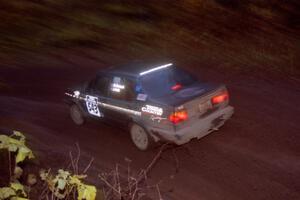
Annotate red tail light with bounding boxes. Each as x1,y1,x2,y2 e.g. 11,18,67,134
171,83,182,91
169,110,188,124
211,90,229,105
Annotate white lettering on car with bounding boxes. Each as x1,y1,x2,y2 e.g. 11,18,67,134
112,83,125,89
85,95,103,117
141,105,163,116
111,77,125,93
150,115,167,123
111,87,121,93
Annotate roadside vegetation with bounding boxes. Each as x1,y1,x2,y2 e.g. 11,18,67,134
0,131,167,200
0,0,299,77
0,131,100,199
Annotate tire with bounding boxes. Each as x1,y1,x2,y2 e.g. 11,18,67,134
70,104,85,125
130,123,153,151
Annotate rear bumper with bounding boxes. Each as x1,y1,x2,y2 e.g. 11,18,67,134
153,105,234,145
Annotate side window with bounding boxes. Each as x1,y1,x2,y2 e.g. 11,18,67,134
109,76,136,101
92,76,109,96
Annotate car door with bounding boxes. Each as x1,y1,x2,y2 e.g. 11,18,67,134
84,74,110,119
105,75,139,125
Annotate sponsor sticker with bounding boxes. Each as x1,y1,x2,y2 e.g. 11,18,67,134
141,105,163,116
111,76,125,92
150,115,167,123
137,93,147,101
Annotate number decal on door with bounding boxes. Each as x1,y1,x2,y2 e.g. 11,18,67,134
86,95,103,117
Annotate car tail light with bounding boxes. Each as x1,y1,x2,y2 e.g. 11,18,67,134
169,109,188,124
171,83,182,91
211,90,229,105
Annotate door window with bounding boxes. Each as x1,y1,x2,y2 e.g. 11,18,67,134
109,76,136,101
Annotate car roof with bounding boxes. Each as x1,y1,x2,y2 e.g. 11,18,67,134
98,62,173,78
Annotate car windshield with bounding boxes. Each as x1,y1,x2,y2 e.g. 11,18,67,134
139,66,197,98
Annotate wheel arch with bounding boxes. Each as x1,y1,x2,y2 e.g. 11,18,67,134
127,117,160,143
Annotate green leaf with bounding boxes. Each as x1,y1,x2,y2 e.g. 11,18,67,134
8,144,18,152
13,166,23,180
77,184,97,200
0,187,16,199
12,131,26,142
0,183,29,199
70,176,81,185
40,169,98,200
10,182,27,197
11,197,29,200
57,178,67,190
39,169,50,181
16,146,34,163
0,132,34,164
58,169,70,179
0,135,9,149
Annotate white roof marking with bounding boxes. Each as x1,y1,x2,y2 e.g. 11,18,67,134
139,63,173,76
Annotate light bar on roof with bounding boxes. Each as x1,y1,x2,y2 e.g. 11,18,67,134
139,63,173,76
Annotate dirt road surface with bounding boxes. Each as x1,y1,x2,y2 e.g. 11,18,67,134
1,57,300,200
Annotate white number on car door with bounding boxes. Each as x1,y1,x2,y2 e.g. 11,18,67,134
86,95,103,117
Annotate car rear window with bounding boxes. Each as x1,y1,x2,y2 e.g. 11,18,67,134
140,66,196,98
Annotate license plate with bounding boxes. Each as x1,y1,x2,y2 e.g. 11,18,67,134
199,100,212,113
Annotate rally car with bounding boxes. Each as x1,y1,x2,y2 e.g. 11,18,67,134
65,63,234,150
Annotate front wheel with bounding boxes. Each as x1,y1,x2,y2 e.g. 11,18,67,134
130,123,153,151
70,104,85,125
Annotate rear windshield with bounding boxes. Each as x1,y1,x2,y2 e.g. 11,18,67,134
140,66,197,98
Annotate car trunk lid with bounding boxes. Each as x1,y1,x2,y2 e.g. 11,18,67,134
152,82,229,129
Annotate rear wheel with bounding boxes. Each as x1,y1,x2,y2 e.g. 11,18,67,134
70,104,84,125
130,123,152,151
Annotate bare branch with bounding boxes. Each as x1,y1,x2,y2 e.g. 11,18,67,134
156,184,163,200
136,143,169,185
83,157,94,174
98,174,121,196
99,143,171,200
75,142,81,174
69,151,76,173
